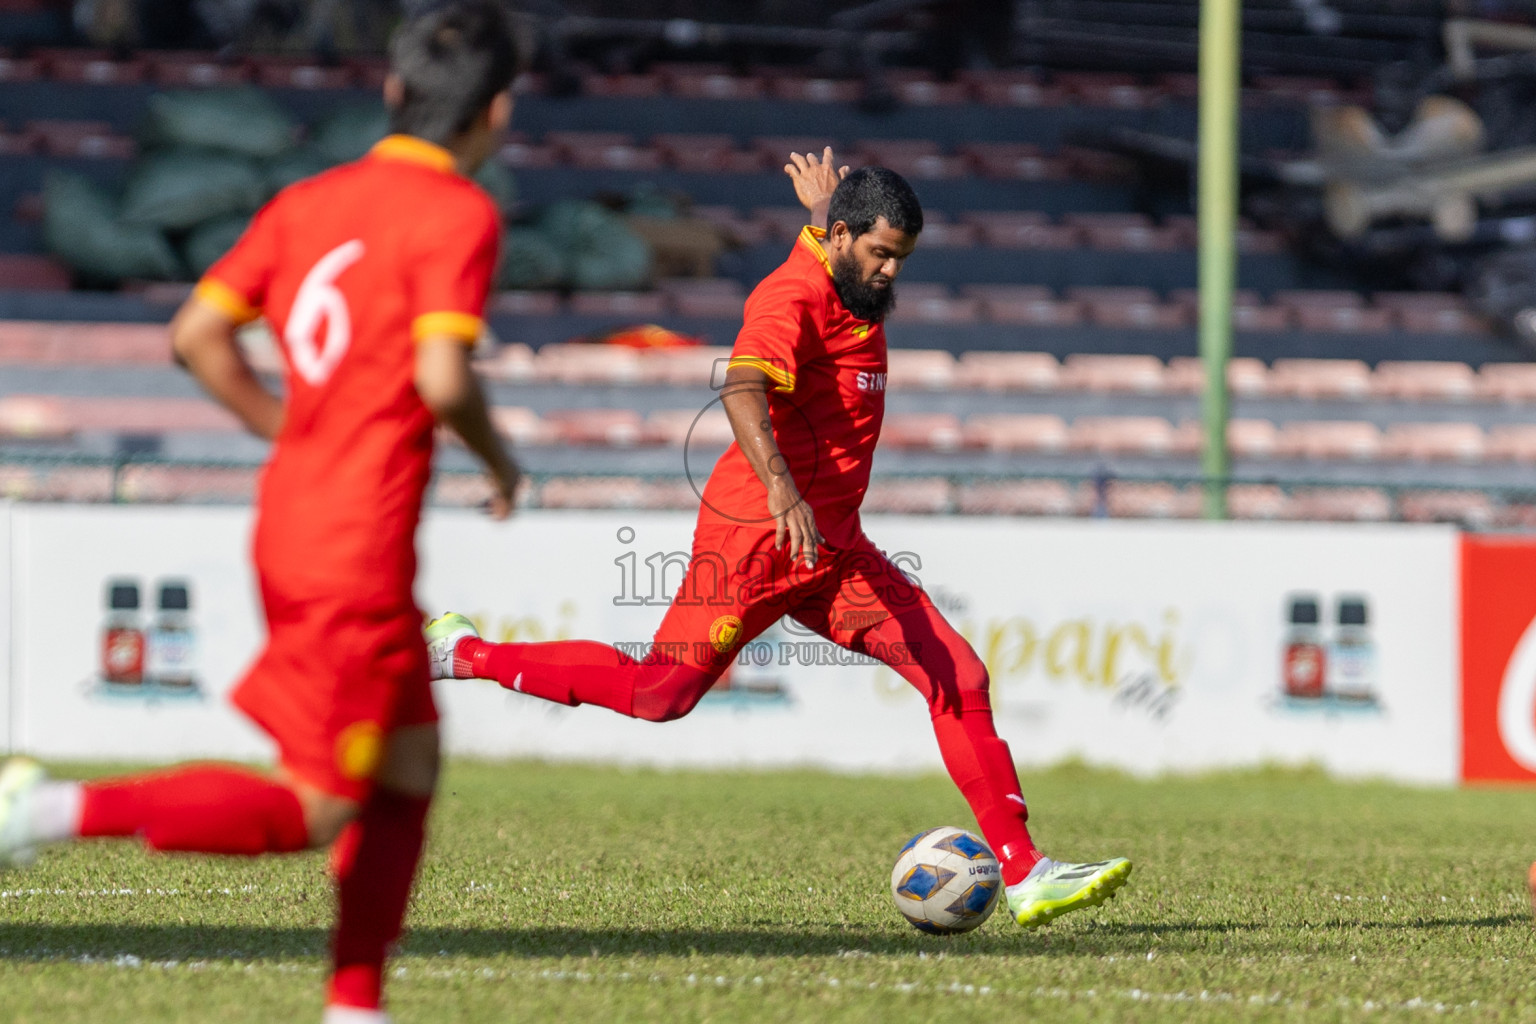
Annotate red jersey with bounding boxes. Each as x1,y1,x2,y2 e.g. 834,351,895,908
701,225,887,547
197,135,499,604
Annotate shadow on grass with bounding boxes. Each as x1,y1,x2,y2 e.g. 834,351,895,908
0,913,1523,964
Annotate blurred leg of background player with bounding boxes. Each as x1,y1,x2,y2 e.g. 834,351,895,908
0,724,437,1023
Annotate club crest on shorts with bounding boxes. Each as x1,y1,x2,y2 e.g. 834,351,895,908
709,614,744,654
335,720,385,781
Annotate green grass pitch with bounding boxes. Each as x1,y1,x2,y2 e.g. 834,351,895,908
3,761,1536,1023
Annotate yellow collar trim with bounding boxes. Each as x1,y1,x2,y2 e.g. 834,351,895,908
370,135,458,174
797,225,833,278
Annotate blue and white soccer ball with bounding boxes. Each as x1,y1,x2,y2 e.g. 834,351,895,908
890,826,1001,934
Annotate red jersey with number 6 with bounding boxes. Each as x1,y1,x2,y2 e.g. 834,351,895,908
196,135,499,603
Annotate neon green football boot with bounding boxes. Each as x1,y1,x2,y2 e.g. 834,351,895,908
425,612,480,681
1005,856,1133,928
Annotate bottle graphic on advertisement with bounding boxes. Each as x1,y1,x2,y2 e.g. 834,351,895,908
146,580,196,689
101,579,145,685
1282,595,1326,699
1328,596,1376,702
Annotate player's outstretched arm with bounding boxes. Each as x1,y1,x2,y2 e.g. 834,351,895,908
784,146,849,231
416,335,522,519
721,363,822,568
170,296,283,441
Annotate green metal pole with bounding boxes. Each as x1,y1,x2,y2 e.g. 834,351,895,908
1199,0,1240,519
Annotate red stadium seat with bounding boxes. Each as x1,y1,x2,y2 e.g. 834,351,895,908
1269,359,1373,400
965,71,1069,107
891,78,971,106
542,410,647,447
1068,416,1178,456
0,395,72,439
39,49,146,84
532,343,643,385
1068,286,1189,330
1228,484,1290,520
1371,361,1477,402
1485,425,1536,462
1287,487,1393,522
1476,364,1536,403
0,255,70,291
1273,289,1365,311
25,120,134,159
0,53,41,82
491,291,562,317
489,406,556,446
959,143,1069,180
1226,418,1282,459
658,278,746,319
1398,490,1495,527
1055,71,1156,109
953,351,1062,392
633,345,734,387
916,221,981,247
1107,482,1201,519
581,73,665,98
1168,290,1293,332
961,414,1070,453
249,56,354,89
568,292,668,318
1164,356,1272,397
653,134,766,174
752,136,843,166
961,285,1083,326
1380,422,1486,462
664,67,767,101
881,414,966,451
644,409,735,447
498,135,561,169
1373,293,1490,334
751,206,814,242
58,396,239,433
1060,353,1168,394
145,50,250,86
887,283,981,325
768,76,862,104
1275,421,1383,461
886,348,957,390
1294,305,1394,333
475,342,536,384
539,476,648,509
691,205,773,246
547,131,664,171
956,480,1089,516
861,477,953,514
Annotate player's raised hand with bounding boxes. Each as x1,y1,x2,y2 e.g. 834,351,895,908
485,457,523,521
784,147,849,222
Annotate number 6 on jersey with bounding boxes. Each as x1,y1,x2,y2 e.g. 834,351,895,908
284,239,365,386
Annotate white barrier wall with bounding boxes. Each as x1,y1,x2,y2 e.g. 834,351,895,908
0,502,1462,783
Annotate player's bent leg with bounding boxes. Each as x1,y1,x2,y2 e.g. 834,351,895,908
327,724,436,1016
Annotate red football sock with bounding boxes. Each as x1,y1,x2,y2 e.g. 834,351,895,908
465,638,640,714
78,765,309,855
931,701,1042,886
327,787,430,1011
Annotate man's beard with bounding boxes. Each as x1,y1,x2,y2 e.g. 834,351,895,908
831,251,896,323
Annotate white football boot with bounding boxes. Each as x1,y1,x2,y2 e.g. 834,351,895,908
424,612,480,681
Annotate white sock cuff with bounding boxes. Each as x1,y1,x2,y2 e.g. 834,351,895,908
31,781,83,845
321,1006,390,1024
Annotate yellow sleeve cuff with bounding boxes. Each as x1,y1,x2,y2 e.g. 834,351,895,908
728,355,795,392
194,278,259,324
412,311,482,344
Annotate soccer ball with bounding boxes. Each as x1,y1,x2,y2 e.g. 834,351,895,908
890,826,1001,934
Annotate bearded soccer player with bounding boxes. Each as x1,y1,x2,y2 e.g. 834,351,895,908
0,4,522,1020
428,151,1132,927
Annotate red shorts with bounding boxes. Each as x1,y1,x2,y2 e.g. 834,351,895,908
232,568,436,802
651,516,930,673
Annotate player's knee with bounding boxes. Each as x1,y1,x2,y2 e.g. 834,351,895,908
927,653,992,716
298,791,360,849
375,723,441,798
630,668,716,722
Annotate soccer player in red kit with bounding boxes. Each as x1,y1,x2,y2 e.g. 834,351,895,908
428,152,1132,928
0,5,522,1021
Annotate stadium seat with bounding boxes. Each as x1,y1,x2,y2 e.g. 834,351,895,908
1485,425,1536,462
39,49,146,84
633,345,733,387
958,211,1076,249
1068,287,1189,330
0,254,69,291
662,65,766,101
1226,418,1282,458
1370,360,1477,402
1106,482,1201,519
1068,416,1178,456
643,408,734,447
477,342,536,383
489,406,557,446
539,476,648,509
26,120,134,159
249,56,354,89
0,321,167,361
890,76,971,106
1164,356,1271,397
888,283,981,325
1227,483,1290,520
1168,290,1293,332
653,134,766,174
533,344,643,385
964,70,1068,107
956,479,1089,516
541,410,646,447
1373,292,1490,334
544,130,663,171
491,291,562,317
144,51,250,86
1269,359,1373,400
960,285,1083,326
638,478,703,510
751,206,814,242
0,463,113,501
852,140,970,180
61,396,240,433
659,278,747,319
1398,489,1495,527
498,135,561,169
1477,364,1536,403
881,413,966,451
1286,487,1393,522
861,477,953,513
1380,422,1486,462
959,142,1069,180
430,472,499,509
885,348,957,389
767,75,862,103
116,465,257,504
0,53,42,82
1276,420,1383,460
0,394,71,439
1060,354,1167,394
1056,71,1156,109
953,351,1062,392
581,73,665,98
915,220,982,247
1274,290,1392,333
568,292,668,318
962,414,1070,453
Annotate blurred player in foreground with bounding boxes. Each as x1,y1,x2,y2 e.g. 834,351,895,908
429,151,1132,928
0,4,521,1020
